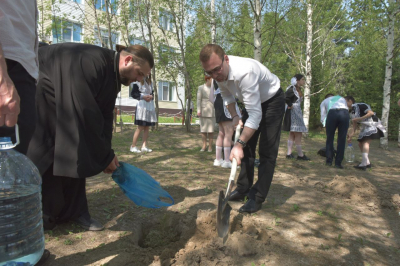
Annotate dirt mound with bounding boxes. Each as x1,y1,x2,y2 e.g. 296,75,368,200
172,209,277,266
313,175,400,209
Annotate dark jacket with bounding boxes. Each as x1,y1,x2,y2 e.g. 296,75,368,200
27,43,121,178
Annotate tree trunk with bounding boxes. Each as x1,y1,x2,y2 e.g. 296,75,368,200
398,121,400,148
253,0,262,62
105,0,113,49
211,0,216,43
379,0,396,149
303,0,313,135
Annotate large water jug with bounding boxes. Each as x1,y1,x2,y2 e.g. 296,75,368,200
0,127,44,266
345,143,355,163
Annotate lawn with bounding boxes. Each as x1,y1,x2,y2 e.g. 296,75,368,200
41,125,400,266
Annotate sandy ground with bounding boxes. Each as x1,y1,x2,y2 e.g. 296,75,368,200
41,125,400,266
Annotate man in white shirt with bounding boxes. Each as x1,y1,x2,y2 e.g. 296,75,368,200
321,95,354,168
200,44,285,213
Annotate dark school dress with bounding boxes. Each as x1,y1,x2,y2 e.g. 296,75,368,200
351,103,384,142
213,80,232,123
282,85,307,132
131,83,156,127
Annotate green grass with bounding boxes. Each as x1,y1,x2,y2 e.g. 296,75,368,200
116,115,188,123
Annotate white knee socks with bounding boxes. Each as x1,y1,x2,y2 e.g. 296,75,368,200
361,152,369,166
296,145,304,157
216,146,223,161
224,147,231,162
287,140,293,155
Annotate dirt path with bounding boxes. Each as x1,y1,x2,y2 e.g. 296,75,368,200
42,125,400,266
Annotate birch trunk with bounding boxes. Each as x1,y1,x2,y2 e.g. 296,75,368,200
379,0,396,149
253,0,262,62
211,0,216,43
303,0,313,134
140,0,160,130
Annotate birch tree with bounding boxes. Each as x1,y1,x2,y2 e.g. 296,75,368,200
211,0,216,43
250,0,262,61
380,0,400,149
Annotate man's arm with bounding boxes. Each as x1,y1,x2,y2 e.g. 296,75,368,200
0,43,20,126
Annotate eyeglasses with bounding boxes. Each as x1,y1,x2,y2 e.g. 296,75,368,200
204,57,224,76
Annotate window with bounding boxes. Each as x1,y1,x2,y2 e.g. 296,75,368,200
52,19,82,44
159,9,174,31
95,0,117,14
129,38,148,47
94,27,119,50
158,81,176,101
67,0,81,3
158,45,175,65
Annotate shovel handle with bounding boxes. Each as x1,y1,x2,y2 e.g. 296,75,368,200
234,124,241,143
228,124,241,182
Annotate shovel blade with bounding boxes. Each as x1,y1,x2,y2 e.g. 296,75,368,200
216,190,232,239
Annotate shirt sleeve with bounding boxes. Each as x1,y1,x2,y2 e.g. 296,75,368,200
320,99,327,125
238,71,262,130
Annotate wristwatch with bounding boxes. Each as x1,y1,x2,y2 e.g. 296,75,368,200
236,139,246,148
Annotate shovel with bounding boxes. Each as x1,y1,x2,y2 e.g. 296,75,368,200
216,124,241,241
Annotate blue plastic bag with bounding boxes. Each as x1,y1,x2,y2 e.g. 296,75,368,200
111,162,174,208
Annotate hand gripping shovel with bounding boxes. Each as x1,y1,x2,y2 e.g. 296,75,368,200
216,124,241,241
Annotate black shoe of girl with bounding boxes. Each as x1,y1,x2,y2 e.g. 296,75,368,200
353,165,366,171
366,163,372,168
297,154,310,161
286,154,295,159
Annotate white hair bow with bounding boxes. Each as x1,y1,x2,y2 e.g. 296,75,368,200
290,77,297,86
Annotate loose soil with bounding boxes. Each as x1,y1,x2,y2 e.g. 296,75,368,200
41,125,400,266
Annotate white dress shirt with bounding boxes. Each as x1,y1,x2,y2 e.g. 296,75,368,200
217,55,281,130
320,96,348,126
0,1,39,80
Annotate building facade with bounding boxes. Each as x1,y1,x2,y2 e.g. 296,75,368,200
38,0,185,115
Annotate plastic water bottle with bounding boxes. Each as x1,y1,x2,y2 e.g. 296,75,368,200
345,143,355,163
0,131,44,266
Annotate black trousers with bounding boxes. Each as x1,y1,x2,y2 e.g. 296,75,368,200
236,89,285,203
42,165,89,229
0,59,36,154
325,108,350,166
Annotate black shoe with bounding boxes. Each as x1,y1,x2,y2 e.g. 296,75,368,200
238,199,262,214
366,163,372,168
228,190,248,202
325,162,332,166
73,216,104,231
353,165,366,171
36,249,50,266
297,154,310,161
286,154,295,159
334,165,344,169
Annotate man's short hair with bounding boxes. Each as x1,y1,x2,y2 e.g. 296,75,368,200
324,93,334,99
345,96,355,104
117,44,154,68
199,44,225,62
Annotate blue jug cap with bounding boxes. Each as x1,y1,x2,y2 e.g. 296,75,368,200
348,143,352,147
0,137,13,149
0,125,20,150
